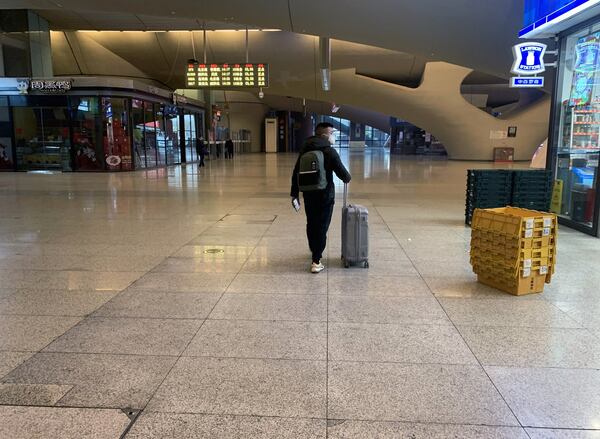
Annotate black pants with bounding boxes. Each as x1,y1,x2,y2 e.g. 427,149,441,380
304,193,335,263
198,154,205,167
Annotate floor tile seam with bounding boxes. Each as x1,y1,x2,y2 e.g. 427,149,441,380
522,426,600,431
436,297,587,304
8,316,85,369
0,268,154,273
137,408,524,428
34,349,182,358
326,359,490,367
479,364,600,372
52,315,207,322
6,288,123,295
327,273,424,278
326,293,436,298
0,349,35,354
423,277,528,429
220,291,329,298
93,289,225,296
218,291,445,298
369,205,436,292
150,270,248,275
119,408,143,439
222,291,327,296
142,408,328,421
138,208,274,413
180,353,327,362
539,301,590,327
453,323,597,331
0,402,143,411
0,311,116,318
373,210,528,429
207,317,327,323
327,321,482,328
327,319,454,325
201,317,458,325
444,323,588,329
136,314,216,413
53,381,79,406
135,219,225,268
177,354,328,364
85,226,237,324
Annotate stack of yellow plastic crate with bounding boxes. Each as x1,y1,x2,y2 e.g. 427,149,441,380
470,207,557,295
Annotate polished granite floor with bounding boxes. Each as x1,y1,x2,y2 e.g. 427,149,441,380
1,150,600,438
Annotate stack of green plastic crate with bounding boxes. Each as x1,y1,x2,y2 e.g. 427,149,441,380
511,170,553,212
465,170,513,226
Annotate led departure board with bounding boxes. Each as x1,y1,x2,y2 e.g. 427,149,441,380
185,63,268,88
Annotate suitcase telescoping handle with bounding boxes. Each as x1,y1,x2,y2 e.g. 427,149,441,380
343,182,348,208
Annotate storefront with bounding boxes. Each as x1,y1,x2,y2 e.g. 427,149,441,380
0,77,205,172
551,22,600,236
521,1,600,236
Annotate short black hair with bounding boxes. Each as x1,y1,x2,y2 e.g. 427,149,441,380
315,122,334,135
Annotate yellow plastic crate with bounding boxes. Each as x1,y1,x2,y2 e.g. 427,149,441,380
470,242,554,261
471,254,550,274
477,273,547,296
470,207,558,289
471,229,556,252
472,207,557,239
471,258,550,279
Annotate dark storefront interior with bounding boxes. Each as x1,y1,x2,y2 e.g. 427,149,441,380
0,94,204,172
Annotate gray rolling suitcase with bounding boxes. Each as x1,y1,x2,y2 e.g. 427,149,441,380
341,183,369,268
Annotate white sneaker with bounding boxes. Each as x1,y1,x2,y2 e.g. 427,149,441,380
311,262,325,273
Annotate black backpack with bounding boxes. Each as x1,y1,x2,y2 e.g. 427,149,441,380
298,149,327,192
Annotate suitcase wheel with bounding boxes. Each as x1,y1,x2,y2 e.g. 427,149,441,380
364,261,369,269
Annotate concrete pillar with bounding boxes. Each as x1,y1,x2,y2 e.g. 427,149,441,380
293,112,313,152
0,10,53,77
0,44,4,76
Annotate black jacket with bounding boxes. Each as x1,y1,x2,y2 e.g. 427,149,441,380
290,136,351,201
195,139,205,155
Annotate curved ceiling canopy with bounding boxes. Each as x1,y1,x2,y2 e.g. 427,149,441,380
7,0,528,79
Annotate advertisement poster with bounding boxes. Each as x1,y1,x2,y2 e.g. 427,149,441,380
569,32,600,106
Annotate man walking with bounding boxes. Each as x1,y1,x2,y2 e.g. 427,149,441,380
225,138,234,159
291,122,351,273
196,136,206,168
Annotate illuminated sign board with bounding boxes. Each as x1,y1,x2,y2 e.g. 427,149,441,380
520,0,600,37
511,43,547,75
185,63,268,88
511,77,545,88
510,42,548,88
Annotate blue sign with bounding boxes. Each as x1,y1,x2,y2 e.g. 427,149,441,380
520,0,599,37
511,77,545,88
511,43,547,75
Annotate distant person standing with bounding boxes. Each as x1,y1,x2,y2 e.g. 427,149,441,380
196,136,206,168
291,122,351,273
225,138,234,159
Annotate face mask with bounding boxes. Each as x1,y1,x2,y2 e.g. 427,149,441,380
328,133,336,145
